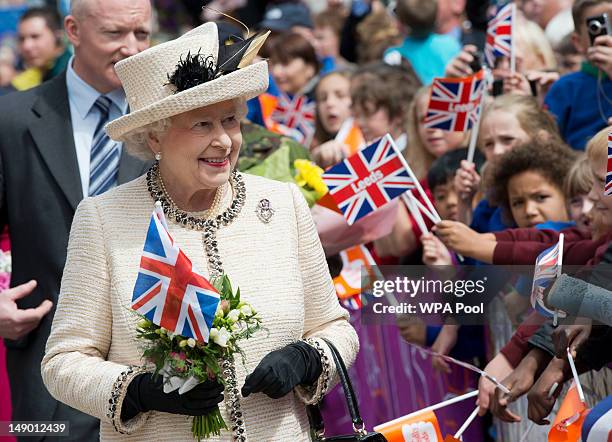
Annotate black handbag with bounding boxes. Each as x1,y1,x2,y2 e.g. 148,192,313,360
306,338,387,442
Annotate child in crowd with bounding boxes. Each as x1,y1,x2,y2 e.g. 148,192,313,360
414,148,487,373
544,0,612,150
249,32,321,145
383,0,461,85
565,155,595,234
373,85,468,259
406,86,468,181
488,141,576,230
312,10,351,74
455,94,563,229
266,32,321,97
435,128,612,421
310,70,355,168
554,33,585,75
350,63,420,145
355,7,402,64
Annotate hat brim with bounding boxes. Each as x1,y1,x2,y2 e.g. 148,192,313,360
106,60,269,142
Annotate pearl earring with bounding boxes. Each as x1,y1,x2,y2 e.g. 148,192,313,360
155,152,162,161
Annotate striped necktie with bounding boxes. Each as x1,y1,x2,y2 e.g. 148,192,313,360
89,95,120,196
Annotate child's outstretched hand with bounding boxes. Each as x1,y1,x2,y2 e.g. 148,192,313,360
311,139,346,169
477,353,513,416
433,220,478,256
421,232,453,266
433,221,496,262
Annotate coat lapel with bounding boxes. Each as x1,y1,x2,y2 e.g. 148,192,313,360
29,73,83,211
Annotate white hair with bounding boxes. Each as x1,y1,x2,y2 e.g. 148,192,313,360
122,118,171,161
121,98,248,160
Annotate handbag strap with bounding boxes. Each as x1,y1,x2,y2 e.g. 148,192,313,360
307,337,367,438
320,338,364,429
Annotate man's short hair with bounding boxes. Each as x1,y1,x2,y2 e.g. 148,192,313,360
19,6,62,34
395,0,437,35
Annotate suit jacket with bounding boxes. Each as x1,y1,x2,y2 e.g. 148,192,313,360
0,72,149,431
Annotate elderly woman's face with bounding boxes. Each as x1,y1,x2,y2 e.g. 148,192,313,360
153,100,243,192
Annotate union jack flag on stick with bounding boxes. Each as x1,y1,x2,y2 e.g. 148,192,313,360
425,70,485,132
530,233,566,322
605,131,612,195
269,93,315,147
485,2,515,71
131,203,220,343
322,134,425,225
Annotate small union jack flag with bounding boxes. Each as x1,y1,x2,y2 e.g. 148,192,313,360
322,134,415,225
425,70,485,132
530,234,565,319
270,93,315,146
606,131,612,196
131,204,220,343
485,2,514,67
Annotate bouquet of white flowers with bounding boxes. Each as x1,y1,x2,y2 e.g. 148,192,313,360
134,275,263,440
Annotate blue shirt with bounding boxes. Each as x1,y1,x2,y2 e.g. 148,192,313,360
470,198,513,234
66,56,127,196
384,34,461,85
544,62,612,150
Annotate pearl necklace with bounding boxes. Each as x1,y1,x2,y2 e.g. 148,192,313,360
157,167,225,219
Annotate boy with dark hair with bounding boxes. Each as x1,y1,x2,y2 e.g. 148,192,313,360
544,0,612,150
383,0,461,85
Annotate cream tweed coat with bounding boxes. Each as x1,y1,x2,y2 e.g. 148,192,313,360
41,173,359,441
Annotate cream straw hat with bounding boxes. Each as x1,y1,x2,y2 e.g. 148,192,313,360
105,22,269,141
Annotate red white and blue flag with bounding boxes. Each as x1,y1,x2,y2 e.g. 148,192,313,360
605,131,612,196
580,395,612,442
270,93,315,146
424,70,485,132
530,234,565,319
485,2,514,67
131,204,220,343
322,134,416,225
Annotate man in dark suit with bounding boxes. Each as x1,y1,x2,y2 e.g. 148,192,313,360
0,0,152,439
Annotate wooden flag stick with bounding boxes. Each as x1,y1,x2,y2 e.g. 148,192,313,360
374,390,478,431
388,134,442,223
454,406,479,439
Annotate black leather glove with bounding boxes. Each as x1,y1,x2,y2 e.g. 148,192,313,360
241,341,322,399
121,373,224,420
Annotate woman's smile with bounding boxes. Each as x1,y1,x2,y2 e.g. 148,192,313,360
199,155,230,168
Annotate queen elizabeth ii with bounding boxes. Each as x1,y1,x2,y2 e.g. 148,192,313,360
41,22,358,441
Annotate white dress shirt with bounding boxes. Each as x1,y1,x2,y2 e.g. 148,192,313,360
66,57,127,196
